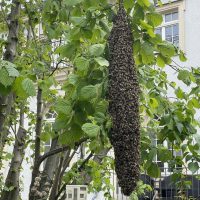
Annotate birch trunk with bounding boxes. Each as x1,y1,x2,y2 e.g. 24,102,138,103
0,0,20,162
0,115,26,200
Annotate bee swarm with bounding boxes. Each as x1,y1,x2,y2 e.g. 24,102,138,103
108,5,140,196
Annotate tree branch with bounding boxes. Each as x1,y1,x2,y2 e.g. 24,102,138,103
55,149,109,200
55,152,93,200
78,152,93,172
39,137,88,165
35,87,43,161
39,146,69,165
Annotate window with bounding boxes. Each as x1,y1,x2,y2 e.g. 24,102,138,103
156,10,179,47
43,111,56,167
80,193,85,199
65,186,87,200
68,193,72,199
152,138,165,172
165,11,178,22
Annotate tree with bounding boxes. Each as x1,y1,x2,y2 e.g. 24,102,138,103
0,0,200,200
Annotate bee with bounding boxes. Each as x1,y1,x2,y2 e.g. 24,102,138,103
108,4,140,196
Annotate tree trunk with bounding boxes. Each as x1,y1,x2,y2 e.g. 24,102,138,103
0,121,27,200
0,0,20,164
38,138,60,200
48,156,64,200
29,88,43,200
0,94,14,154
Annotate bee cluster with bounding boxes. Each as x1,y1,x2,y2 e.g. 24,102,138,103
108,4,140,196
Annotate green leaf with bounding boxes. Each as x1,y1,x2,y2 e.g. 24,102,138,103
147,163,161,178
79,85,98,100
0,60,19,76
133,4,144,23
175,87,185,99
191,98,200,108
137,0,151,7
190,86,200,95
124,0,135,9
94,112,106,124
65,0,84,6
99,20,110,34
156,55,165,68
13,77,27,98
67,74,79,85
59,124,83,145
81,27,93,39
82,123,100,138
158,148,172,162
74,57,89,73
0,68,14,87
55,41,79,59
55,99,72,116
176,123,184,133
148,148,157,161
95,100,108,113
179,50,187,62
147,13,163,27
89,44,105,57
5,65,19,77
140,20,155,38
70,17,86,26
22,78,36,96
149,98,158,108
188,162,199,173
157,43,176,57
58,133,71,145
140,42,154,64
185,123,197,134
40,132,51,142
53,116,68,131
94,57,109,67
59,8,68,21
178,70,191,85
133,40,141,55
0,83,11,95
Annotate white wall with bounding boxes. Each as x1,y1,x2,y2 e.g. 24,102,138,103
165,0,200,116
184,0,200,67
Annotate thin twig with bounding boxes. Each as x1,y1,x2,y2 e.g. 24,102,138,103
78,152,93,172
49,59,63,77
169,64,179,72
172,59,184,69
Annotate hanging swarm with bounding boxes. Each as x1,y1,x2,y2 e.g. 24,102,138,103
108,4,140,196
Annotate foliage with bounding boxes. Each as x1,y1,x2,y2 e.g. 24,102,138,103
130,181,152,200
0,0,200,199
